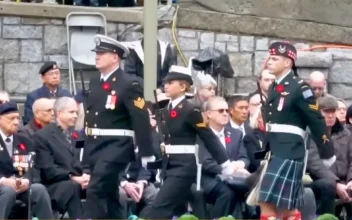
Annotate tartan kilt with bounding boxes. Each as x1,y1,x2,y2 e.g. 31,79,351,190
259,155,305,210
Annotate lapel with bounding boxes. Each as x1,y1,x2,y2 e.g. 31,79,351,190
267,72,293,103
0,134,12,163
50,124,74,155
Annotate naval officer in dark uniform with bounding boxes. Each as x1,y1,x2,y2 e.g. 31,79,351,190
83,34,155,219
257,42,336,220
145,65,236,219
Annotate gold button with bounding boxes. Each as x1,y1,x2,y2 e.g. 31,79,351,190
269,112,272,115
269,103,272,106
94,124,97,127
94,136,97,139
95,112,98,116
85,122,88,125
86,110,89,114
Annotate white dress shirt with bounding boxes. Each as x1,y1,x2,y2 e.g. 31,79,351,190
168,95,186,109
276,70,291,84
0,129,13,157
210,127,226,149
100,66,120,82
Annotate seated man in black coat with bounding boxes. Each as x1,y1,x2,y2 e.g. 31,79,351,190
0,102,53,219
33,97,88,218
199,96,250,219
119,148,159,218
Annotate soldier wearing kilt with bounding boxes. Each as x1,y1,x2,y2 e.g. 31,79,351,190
258,42,336,220
145,66,235,219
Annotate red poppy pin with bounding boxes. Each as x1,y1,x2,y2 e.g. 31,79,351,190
225,137,231,144
102,82,111,91
276,85,285,93
19,143,26,151
72,132,79,140
170,110,178,118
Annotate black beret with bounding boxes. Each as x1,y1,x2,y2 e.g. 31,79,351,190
0,101,18,115
39,61,58,75
74,90,85,103
269,41,297,62
163,65,193,85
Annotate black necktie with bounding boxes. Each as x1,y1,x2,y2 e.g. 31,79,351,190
100,78,104,85
5,137,12,157
168,104,172,112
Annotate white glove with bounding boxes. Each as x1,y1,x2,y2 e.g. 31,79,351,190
220,160,234,175
322,155,336,168
141,156,156,169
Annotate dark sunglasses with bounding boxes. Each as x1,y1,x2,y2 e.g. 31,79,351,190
210,109,229,114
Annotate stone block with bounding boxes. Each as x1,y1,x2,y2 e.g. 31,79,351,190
327,48,352,53
107,22,117,35
178,29,196,38
236,77,257,93
0,65,4,90
296,51,332,68
4,63,43,94
254,52,268,76
240,36,254,52
227,42,239,52
214,42,226,52
44,26,67,54
216,34,238,42
177,51,198,66
21,40,43,62
0,39,19,62
200,32,214,49
158,28,173,42
50,19,63,25
329,51,352,60
229,53,253,77
178,37,198,51
124,32,143,41
256,38,269,51
329,61,352,83
22,18,50,25
3,16,21,24
297,68,328,80
3,26,42,39
294,43,310,50
330,84,352,100
223,78,236,94
44,55,69,69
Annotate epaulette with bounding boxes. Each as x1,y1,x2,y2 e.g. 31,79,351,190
292,76,305,85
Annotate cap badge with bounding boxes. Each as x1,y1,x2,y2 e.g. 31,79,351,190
278,45,286,53
95,37,101,46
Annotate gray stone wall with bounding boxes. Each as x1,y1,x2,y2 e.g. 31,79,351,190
1,16,351,103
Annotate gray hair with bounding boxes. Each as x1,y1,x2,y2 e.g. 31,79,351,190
53,97,76,114
204,96,227,112
193,71,217,91
249,104,262,129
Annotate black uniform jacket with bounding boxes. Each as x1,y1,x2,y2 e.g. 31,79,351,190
264,71,334,160
0,133,40,182
33,123,87,184
84,68,154,165
161,98,228,177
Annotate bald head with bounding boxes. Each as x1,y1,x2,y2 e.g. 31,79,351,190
32,98,55,125
309,71,326,98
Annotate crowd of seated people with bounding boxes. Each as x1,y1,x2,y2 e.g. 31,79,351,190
1,59,352,220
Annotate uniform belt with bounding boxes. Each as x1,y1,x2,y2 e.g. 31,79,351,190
266,123,306,139
164,145,197,154
85,128,135,137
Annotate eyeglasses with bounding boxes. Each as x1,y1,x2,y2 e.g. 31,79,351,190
210,109,229,114
39,108,54,113
2,116,21,122
312,87,324,91
45,71,60,76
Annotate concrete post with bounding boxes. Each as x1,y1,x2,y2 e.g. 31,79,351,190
143,0,158,101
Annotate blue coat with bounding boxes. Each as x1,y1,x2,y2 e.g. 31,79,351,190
23,85,72,125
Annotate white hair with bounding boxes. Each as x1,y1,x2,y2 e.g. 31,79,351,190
249,104,262,129
53,97,76,114
193,71,217,91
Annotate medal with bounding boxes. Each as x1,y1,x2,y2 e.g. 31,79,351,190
105,95,112,109
110,95,117,110
277,97,285,111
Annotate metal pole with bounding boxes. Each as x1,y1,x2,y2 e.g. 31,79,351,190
143,0,158,101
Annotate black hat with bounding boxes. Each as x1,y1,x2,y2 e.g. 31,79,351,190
269,41,298,75
163,65,193,85
0,101,18,115
74,90,85,103
92,34,130,59
39,61,58,75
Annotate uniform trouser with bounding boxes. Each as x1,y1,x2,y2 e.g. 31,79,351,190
85,160,127,219
146,176,194,219
0,183,54,219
